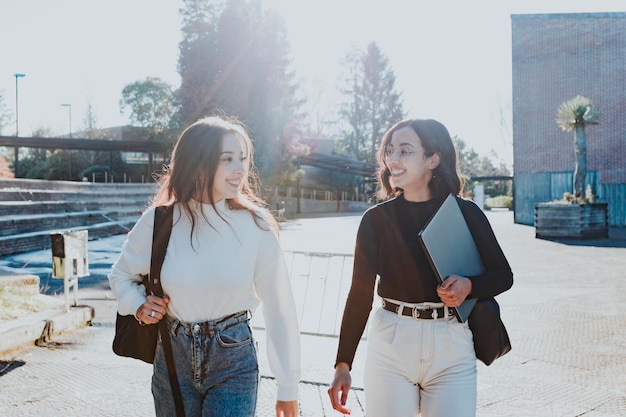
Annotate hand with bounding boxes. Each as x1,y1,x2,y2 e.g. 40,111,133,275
275,400,298,417
437,275,472,307
328,362,352,414
135,294,170,324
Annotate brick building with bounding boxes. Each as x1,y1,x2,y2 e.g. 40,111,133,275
512,12,626,226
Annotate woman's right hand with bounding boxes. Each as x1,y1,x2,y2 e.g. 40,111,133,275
135,294,169,325
328,362,352,414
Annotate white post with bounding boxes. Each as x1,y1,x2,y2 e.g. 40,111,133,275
64,273,70,312
73,271,78,307
50,231,89,312
474,183,485,210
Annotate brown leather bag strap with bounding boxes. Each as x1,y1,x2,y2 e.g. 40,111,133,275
147,205,174,296
148,205,185,417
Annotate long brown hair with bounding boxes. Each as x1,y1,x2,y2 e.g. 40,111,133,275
376,118,463,200
152,115,277,236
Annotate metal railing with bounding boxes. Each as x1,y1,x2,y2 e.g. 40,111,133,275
275,186,370,203
251,250,378,339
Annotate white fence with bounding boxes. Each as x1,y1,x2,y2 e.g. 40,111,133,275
251,250,378,339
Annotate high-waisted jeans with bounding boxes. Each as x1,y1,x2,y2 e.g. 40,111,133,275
364,307,477,417
152,311,258,417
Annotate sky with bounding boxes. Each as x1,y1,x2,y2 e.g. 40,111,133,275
1,0,625,168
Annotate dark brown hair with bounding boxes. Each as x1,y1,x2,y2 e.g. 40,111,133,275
152,115,277,236
376,118,463,200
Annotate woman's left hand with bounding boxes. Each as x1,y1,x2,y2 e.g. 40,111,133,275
136,294,170,324
437,275,472,307
276,400,298,417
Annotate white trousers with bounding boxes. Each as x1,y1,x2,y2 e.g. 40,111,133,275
364,307,477,417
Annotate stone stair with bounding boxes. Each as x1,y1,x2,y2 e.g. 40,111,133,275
0,179,154,257
0,271,94,354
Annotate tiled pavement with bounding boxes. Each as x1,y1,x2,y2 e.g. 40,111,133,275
1,211,626,416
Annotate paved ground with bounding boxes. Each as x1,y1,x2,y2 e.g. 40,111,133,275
1,210,626,416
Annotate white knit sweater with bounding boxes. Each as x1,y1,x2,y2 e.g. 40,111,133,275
108,199,300,400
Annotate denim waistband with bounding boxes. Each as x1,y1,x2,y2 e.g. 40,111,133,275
166,311,249,336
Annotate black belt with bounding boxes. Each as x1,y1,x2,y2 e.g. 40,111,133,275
382,300,455,319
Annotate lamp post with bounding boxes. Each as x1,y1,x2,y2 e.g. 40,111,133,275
60,103,72,138
14,73,25,136
13,73,25,177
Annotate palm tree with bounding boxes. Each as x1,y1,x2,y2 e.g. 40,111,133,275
555,95,600,198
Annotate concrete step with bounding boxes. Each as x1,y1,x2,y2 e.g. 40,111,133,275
0,209,142,238
0,179,152,257
0,178,155,192
0,298,94,355
0,221,135,257
0,273,40,296
0,199,150,216
0,189,153,203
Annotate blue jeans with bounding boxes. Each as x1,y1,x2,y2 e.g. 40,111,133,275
152,311,259,417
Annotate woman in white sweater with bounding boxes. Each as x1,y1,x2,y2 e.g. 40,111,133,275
109,115,300,417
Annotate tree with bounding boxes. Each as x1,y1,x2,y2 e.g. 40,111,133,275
178,0,222,125
0,154,14,178
17,128,53,179
81,103,107,139
0,91,14,177
455,137,511,197
0,90,11,135
338,42,405,162
177,0,299,183
120,77,181,141
556,95,600,198
60,103,127,181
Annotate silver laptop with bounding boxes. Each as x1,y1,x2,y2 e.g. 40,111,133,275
418,194,482,322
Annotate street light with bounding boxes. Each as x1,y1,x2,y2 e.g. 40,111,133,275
13,73,25,177
60,103,72,138
14,73,25,136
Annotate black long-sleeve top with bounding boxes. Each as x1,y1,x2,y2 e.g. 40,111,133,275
335,194,513,368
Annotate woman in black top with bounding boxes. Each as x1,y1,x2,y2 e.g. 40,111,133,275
328,118,513,416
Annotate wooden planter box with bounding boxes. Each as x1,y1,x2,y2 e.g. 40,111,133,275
535,202,608,239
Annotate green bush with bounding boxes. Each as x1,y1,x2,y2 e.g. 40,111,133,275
485,195,513,209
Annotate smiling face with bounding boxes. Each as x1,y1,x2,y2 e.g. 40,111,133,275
384,126,440,201
210,132,249,203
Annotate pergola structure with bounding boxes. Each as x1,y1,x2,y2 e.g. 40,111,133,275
0,135,379,191
0,135,170,177
299,153,378,179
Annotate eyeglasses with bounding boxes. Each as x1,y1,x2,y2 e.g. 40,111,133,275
382,146,422,161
